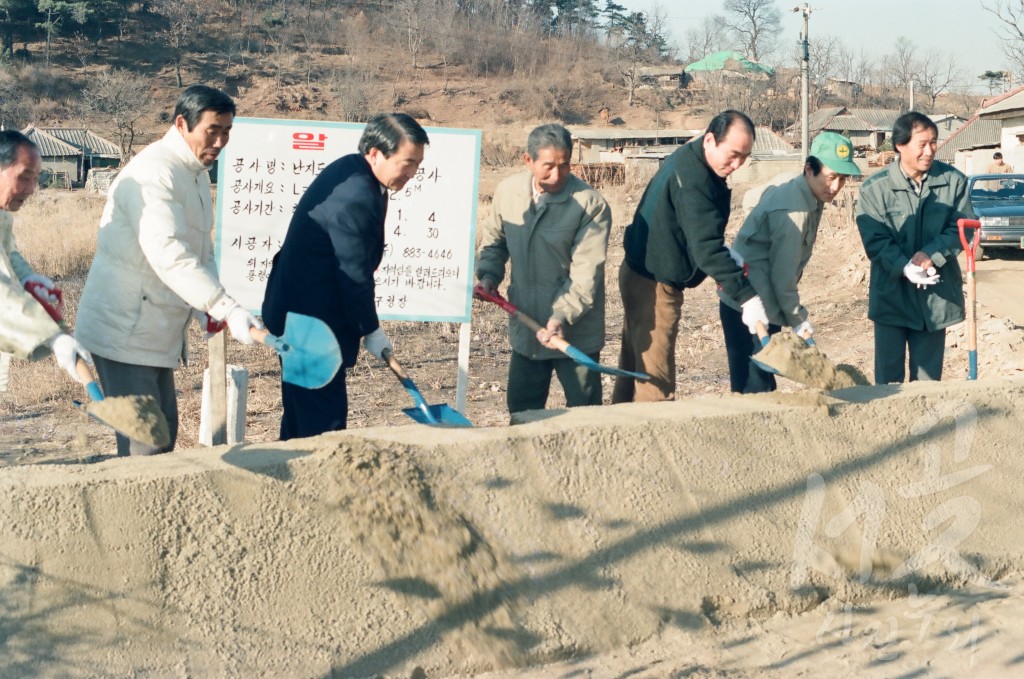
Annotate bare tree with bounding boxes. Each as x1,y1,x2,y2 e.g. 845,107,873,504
806,32,842,109
723,0,781,63
916,49,964,110
682,14,730,63
152,0,207,87
82,68,152,162
428,0,461,93
394,0,427,69
877,36,921,108
983,0,1024,80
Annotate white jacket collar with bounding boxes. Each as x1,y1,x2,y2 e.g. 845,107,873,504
162,126,209,175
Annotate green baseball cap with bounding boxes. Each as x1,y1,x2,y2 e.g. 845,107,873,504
810,132,861,176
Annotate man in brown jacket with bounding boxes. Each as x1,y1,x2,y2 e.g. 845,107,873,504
475,124,612,415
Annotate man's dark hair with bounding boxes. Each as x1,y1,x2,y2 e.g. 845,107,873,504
173,84,236,131
527,123,572,160
891,111,937,148
805,155,823,176
358,112,429,156
0,130,37,170
994,151,1003,159
706,109,756,144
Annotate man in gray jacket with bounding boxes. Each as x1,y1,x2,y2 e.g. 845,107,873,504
856,111,972,384
0,131,92,392
76,85,262,455
720,132,861,393
475,124,611,415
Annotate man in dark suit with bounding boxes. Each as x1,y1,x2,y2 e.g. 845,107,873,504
262,112,429,439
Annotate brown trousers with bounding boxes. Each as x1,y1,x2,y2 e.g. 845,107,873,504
612,263,684,403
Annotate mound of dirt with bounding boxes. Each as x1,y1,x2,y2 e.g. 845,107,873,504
755,331,869,390
85,394,170,447
2,378,1023,678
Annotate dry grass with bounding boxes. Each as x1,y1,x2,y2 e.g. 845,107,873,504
12,190,103,279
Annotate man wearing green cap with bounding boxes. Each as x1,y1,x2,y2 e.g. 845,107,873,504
718,131,861,393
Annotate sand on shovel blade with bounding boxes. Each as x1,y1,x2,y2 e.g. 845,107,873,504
85,395,171,448
755,331,869,390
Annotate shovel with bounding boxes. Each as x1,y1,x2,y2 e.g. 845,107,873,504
25,281,171,447
751,322,855,390
474,285,651,382
750,322,814,375
382,348,472,427
958,218,981,380
250,311,342,389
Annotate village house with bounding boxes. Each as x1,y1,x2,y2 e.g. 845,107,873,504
21,126,120,188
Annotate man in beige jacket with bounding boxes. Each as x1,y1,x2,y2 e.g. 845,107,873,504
475,123,611,415
0,130,92,393
76,85,261,455
719,131,860,392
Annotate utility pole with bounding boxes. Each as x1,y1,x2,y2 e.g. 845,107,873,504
792,4,815,160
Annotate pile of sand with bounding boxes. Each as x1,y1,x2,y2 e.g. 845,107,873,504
755,331,869,390
85,394,170,447
2,378,1023,678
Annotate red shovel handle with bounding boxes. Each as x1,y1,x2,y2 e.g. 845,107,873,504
474,284,548,334
957,218,981,272
473,284,517,313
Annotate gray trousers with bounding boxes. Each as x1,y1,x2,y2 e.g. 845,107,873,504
873,322,946,384
507,350,602,414
92,354,178,456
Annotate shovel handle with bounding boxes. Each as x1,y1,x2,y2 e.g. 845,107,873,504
475,283,566,343
755,321,770,346
381,349,440,424
34,287,104,400
250,326,289,353
957,218,981,273
382,348,410,380
76,358,104,401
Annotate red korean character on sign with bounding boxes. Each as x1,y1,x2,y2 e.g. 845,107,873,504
292,131,327,151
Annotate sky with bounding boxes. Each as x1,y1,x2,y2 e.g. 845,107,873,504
616,0,1009,94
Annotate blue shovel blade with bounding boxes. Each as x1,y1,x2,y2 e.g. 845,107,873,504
397,376,473,427
402,404,474,427
277,312,343,389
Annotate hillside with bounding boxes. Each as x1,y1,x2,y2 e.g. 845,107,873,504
2,1,709,157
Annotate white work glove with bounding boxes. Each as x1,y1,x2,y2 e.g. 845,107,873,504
225,306,263,345
740,295,769,334
726,246,745,268
363,327,393,361
792,320,814,339
48,333,92,383
21,273,62,313
903,262,940,289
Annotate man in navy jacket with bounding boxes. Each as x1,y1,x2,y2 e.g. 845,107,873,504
262,113,429,439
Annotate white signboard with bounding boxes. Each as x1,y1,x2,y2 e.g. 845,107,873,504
215,117,481,323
